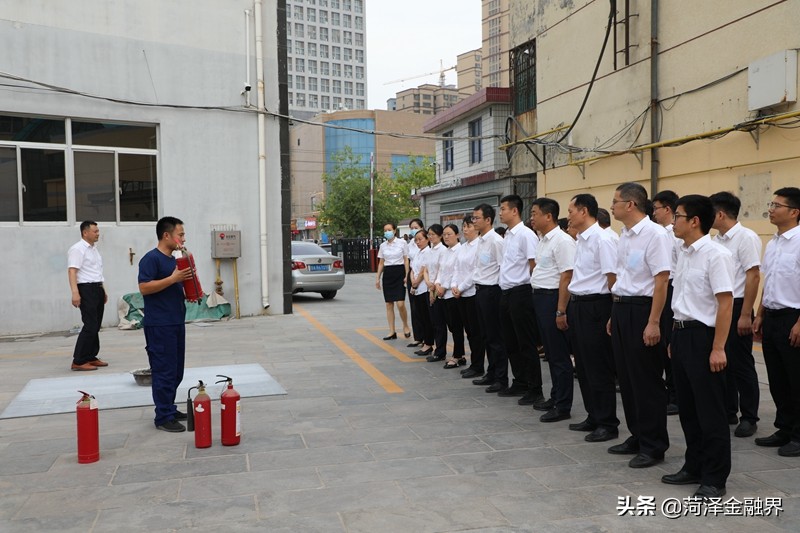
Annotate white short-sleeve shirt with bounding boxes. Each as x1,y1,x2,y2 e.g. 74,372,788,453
378,238,407,266
612,217,672,297
530,226,576,289
453,238,479,297
473,229,505,286
569,222,617,295
761,224,800,310
712,222,762,299
411,245,431,294
672,235,735,326
499,222,539,290
67,239,104,283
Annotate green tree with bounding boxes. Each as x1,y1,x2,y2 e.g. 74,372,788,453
388,155,436,219
319,147,407,237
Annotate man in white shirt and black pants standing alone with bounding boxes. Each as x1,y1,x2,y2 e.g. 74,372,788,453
753,187,800,457
607,182,671,468
68,220,109,371
661,194,734,500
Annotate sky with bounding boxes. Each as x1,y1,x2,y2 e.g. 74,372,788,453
365,1,483,110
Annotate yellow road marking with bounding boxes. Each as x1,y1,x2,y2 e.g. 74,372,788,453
294,305,404,394
356,329,425,363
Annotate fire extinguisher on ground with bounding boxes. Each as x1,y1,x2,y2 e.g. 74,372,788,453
76,390,99,464
176,245,204,303
188,380,212,448
215,375,241,446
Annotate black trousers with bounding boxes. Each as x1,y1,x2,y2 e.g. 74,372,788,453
429,297,448,357
762,308,800,442
412,292,434,346
725,298,760,423
568,295,619,431
500,285,542,395
475,284,507,384
72,283,105,365
660,281,677,405
458,295,485,373
533,291,573,413
671,325,731,488
611,301,669,458
407,273,423,342
444,297,465,357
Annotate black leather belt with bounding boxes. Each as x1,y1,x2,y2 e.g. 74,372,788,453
612,295,652,304
475,284,498,291
764,307,800,318
570,293,611,302
673,319,709,330
78,282,104,286
532,288,558,294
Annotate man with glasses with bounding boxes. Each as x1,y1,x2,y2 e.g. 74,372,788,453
753,187,800,457
470,204,509,392
710,191,762,438
662,194,734,500
607,182,671,468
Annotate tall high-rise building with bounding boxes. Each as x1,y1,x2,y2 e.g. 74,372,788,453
481,0,509,88
457,48,482,98
286,0,368,119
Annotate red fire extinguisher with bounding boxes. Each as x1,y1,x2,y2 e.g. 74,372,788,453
176,246,204,303
188,380,212,448
215,375,241,446
76,390,99,464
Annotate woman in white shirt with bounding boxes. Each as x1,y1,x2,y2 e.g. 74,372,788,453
452,214,485,378
376,222,410,340
437,224,466,368
405,218,426,348
424,224,449,362
409,229,434,355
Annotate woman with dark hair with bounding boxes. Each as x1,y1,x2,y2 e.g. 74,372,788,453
409,229,434,355
452,214,485,378
423,224,448,362
405,218,426,348
436,224,466,368
376,222,411,340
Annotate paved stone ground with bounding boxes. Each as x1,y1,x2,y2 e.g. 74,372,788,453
0,272,798,532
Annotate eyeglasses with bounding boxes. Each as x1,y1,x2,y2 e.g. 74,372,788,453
673,213,690,221
652,205,667,211
767,201,797,210
470,216,485,221
611,199,635,206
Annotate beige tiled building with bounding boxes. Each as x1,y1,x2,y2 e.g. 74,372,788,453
457,48,483,98
394,84,461,116
482,0,510,87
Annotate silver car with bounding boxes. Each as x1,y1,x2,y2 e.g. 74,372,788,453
291,241,345,299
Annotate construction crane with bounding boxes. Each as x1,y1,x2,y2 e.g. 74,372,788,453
384,60,457,88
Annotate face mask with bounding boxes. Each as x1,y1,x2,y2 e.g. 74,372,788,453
384,231,395,240
409,228,419,237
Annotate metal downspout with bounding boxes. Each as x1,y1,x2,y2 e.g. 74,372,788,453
650,0,660,196
255,0,270,309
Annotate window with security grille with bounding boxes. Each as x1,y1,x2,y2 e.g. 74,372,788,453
511,39,536,114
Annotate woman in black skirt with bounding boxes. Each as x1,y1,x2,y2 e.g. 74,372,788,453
376,222,411,340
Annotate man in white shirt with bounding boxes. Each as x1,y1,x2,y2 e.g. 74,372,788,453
607,182,671,468
529,198,576,423
597,208,619,242
753,187,800,457
710,191,762,438
652,190,681,416
661,194,734,501
565,194,620,442
471,203,509,391
67,221,109,371
497,194,543,403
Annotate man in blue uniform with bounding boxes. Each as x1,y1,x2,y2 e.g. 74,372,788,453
138,216,193,432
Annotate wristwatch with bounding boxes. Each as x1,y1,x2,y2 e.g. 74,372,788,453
555,311,566,317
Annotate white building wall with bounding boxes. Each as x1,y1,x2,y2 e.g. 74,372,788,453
0,0,285,335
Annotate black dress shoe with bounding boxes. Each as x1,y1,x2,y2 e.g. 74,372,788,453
694,485,726,500
426,354,446,362
414,347,433,356
485,382,506,393
629,453,662,468
532,398,554,412
755,431,791,447
174,410,188,420
473,376,494,386
518,393,543,406
407,341,423,348
585,428,619,442
568,418,596,432
661,469,701,485
383,333,397,340
608,437,639,455
667,403,679,416
540,408,571,423
497,385,526,397
461,369,482,379
734,420,757,438
778,440,800,457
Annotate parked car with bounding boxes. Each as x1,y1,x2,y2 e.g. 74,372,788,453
291,241,345,299
319,243,333,254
